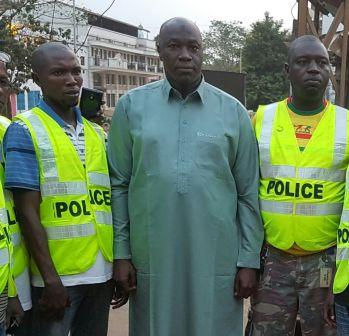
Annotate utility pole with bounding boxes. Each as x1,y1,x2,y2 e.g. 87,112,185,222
73,0,76,52
239,49,242,73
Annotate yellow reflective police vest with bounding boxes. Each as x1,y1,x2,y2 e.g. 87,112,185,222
334,168,349,294
15,107,113,276
0,116,29,279
255,99,349,251
0,164,16,296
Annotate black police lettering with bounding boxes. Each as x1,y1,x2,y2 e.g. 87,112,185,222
89,189,111,206
55,200,91,218
266,180,324,199
338,228,349,244
6,209,16,225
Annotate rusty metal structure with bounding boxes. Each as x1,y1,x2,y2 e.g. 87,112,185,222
296,0,349,107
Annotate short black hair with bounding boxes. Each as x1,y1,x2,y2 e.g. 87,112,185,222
31,42,74,74
157,17,201,47
287,35,327,64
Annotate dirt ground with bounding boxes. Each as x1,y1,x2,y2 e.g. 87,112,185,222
108,300,250,336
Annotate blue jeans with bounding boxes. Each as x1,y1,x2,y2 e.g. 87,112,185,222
335,302,349,336
17,280,114,336
0,323,5,336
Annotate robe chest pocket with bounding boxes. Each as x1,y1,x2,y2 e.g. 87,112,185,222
194,134,229,179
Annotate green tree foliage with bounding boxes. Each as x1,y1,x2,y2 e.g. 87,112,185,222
0,0,77,91
243,12,290,110
203,20,246,72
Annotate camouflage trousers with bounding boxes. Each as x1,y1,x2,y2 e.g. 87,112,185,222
250,244,336,336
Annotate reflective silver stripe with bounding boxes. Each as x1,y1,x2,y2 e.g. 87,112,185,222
261,200,342,216
336,248,349,261
259,103,278,164
261,164,295,179
95,211,112,225
333,106,348,167
261,164,346,182
22,111,58,180
0,117,11,129
11,232,21,247
91,124,104,142
0,248,9,266
297,167,346,182
89,172,110,188
41,182,87,196
296,203,342,216
260,200,293,214
341,210,349,223
0,208,8,225
45,223,95,240
4,190,12,203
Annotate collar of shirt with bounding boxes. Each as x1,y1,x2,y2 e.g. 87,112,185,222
162,76,206,104
37,99,83,128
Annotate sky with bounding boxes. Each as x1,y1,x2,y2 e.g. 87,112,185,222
75,0,298,37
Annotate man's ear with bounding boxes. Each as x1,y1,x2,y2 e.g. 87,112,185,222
31,72,40,86
284,63,290,78
156,43,163,61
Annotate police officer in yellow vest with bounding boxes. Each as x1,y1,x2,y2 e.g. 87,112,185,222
3,43,114,336
0,59,24,335
333,170,349,335
250,35,346,335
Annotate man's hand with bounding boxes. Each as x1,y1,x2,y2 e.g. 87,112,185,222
39,279,69,321
6,297,24,328
323,287,336,328
234,268,257,299
111,259,137,309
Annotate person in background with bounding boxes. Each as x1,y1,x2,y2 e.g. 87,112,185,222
0,57,24,335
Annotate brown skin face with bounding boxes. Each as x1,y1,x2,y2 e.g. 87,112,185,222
157,18,203,98
32,49,83,122
285,39,330,110
0,62,11,116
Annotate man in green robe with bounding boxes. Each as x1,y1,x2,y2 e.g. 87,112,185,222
107,17,264,336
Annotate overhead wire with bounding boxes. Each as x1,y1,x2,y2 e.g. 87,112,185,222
75,0,117,53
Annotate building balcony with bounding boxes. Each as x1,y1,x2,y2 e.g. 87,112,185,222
89,35,159,56
90,58,163,74
90,58,128,70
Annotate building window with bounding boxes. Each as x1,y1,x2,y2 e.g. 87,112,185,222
28,91,40,109
106,93,116,107
93,73,102,87
80,56,85,66
17,92,25,111
111,94,116,107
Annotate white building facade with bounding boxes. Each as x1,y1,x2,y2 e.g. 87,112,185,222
16,1,163,116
